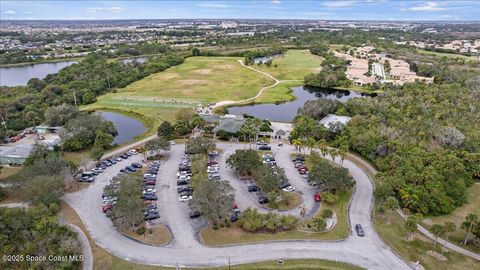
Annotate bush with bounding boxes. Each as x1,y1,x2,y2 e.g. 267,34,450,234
136,227,145,235
322,192,339,204
321,208,334,219
312,218,327,232
237,208,297,233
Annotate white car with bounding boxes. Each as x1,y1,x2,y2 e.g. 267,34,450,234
144,173,156,178
282,185,296,192
143,188,157,194
115,157,123,162
178,175,191,180
170,140,176,145
128,149,138,155
179,195,192,202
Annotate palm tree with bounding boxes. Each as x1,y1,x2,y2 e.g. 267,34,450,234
307,137,317,154
429,224,445,252
405,215,418,241
461,213,478,245
338,145,348,165
442,221,456,255
317,139,328,158
292,139,303,153
329,148,339,163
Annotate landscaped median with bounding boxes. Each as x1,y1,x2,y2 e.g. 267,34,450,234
199,189,352,246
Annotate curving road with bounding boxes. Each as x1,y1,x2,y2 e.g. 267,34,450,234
64,142,411,269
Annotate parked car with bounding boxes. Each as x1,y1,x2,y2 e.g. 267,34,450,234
314,192,321,202
80,176,94,183
131,162,142,168
143,188,157,194
355,224,365,237
143,194,158,201
125,166,137,172
258,145,271,151
177,180,189,186
179,195,192,202
144,212,160,221
189,210,202,219
248,185,259,192
282,184,295,192
177,186,193,193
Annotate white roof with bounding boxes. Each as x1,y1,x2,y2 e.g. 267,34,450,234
319,114,352,128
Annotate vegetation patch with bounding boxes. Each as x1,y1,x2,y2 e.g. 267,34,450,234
120,225,171,246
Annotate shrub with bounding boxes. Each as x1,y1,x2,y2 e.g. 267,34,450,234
136,227,145,235
312,218,327,232
321,209,334,219
322,192,339,204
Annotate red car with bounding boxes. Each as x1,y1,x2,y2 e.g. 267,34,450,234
314,192,321,202
102,204,114,213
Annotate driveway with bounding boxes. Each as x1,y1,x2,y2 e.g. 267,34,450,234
64,141,410,269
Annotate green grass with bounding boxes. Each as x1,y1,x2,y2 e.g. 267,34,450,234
421,183,480,254
374,210,479,270
254,50,323,80
106,56,273,103
200,189,351,246
416,49,479,61
63,151,91,166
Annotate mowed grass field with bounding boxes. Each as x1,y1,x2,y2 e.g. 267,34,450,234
255,50,323,80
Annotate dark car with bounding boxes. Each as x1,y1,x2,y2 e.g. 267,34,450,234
189,210,202,219
131,162,142,168
247,185,259,192
144,212,160,221
355,224,365,237
177,180,189,186
257,193,269,204
177,186,193,193
108,158,117,164
125,166,137,172
143,194,158,201
258,145,271,151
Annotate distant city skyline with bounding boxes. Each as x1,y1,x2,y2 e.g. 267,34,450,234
1,0,479,21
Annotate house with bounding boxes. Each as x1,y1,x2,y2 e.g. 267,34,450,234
0,145,33,165
212,115,246,135
35,125,62,134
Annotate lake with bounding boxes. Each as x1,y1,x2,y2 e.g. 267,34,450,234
98,111,147,145
0,60,77,86
227,86,373,122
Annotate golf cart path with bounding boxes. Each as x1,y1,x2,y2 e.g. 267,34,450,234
65,142,411,269
212,60,301,108
346,153,480,261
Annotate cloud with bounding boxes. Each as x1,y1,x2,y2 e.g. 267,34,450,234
85,7,126,13
321,1,357,8
4,10,16,15
272,0,282,4
196,2,228,8
409,1,446,11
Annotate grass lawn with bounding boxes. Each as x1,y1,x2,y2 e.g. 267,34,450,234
0,166,21,180
374,210,479,270
63,151,91,166
416,49,479,61
121,225,171,246
267,191,302,211
421,183,480,254
250,81,300,104
60,202,362,270
254,50,323,80
200,189,351,246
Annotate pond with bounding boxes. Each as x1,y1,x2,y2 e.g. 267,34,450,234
120,57,147,64
253,54,282,64
0,60,77,86
227,86,374,123
98,111,147,145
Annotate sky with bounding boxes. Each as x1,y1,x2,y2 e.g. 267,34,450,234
1,1,479,21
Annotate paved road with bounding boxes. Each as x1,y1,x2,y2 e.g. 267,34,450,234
65,142,411,269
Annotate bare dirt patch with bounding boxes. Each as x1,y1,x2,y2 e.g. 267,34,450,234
192,69,212,75
214,64,236,70
159,73,180,80
177,79,209,85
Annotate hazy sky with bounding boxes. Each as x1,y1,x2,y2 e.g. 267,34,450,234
1,1,479,21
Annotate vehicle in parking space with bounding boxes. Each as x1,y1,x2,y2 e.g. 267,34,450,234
208,151,219,157
129,149,138,155
131,162,142,168
291,155,305,162
258,145,271,151
125,166,137,172
143,188,157,194
114,156,123,162
102,204,114,213
314,192,321,202
177,180,189,186
179,190,193,196
207,161,218,166
102,160,112,166
144,212,160,221
355,224,365,236
282,184,295,192
247,185,259,192
230,208,241,222
257,141,268,146
92,167,103,173
143,194,158,201
278,141,283,146
208,174,221,180
177,186,193,193
80,176,94,182
177,171,192,177
257,193,269,204
189,209,202,219
179,195,192,202
144,173,156,178
178,174,191,180
108,158,117,164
